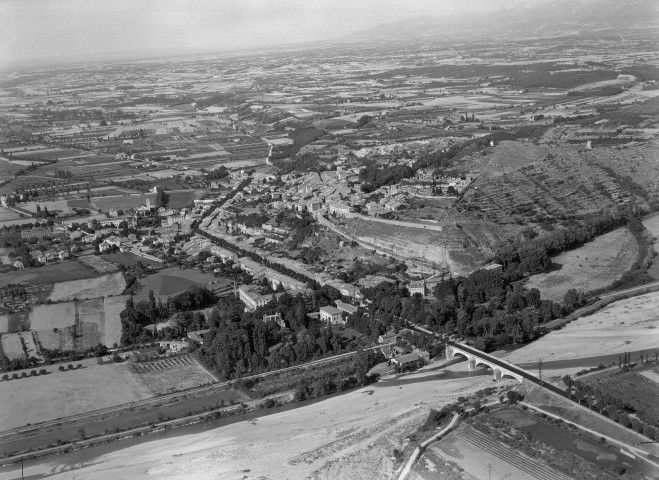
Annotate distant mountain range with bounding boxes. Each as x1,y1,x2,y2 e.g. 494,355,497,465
343,0,658,43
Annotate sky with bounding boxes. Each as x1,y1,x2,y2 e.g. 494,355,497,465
1,0,531,70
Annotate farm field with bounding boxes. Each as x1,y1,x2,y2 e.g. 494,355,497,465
430,423,572,480
463,140,577,178
48,271,126,301
29,302,76,330
0,380,248,458
0,215,36,227
167,189,202,208
582,368,659,420
0,207,22,222
77,254,120,273
398,197,454,222
0,261,98,287
0,161,22,183
0,333,26,360
133,267,223,301
0,363,150,431
486,407,644,476
642,213,659,280
91,193,156,211
0,175,70,196
519,382,659,459
525,227,638,302
32,295,128,349
503,290,659,375
20,199,75,214
20,331,41,360
102,252,163,267
127,355,217,395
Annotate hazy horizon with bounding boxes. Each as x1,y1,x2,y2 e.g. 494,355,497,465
1,0,538,72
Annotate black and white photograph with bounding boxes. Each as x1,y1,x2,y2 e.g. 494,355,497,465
0,1,658,478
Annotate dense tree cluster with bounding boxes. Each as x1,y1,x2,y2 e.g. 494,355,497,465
335,258,398,284
275,210,318,249
205,166,229,181
120,286,216,345
359,163,414,193
269,126,326,160
271,152,335,174
198,292,362,380
293,349,382,401
154,187,168,208
346,265,579,351
495,213,637,277
234,212,270,229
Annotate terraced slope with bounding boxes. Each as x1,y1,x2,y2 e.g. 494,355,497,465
457,145,659,230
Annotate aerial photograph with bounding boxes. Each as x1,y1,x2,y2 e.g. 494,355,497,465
0,0,658,478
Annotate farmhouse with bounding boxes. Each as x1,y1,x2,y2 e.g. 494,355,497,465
481,263,503,273
335,300,358,315
239,285,274,311
380,344,395,359
378,332,398,344
21,228,53,240
320,305,345,326
408,280,426,296
211,245,238,263
391,352,422,370
412,348,431,363
187,329,211,345
159,340,189,352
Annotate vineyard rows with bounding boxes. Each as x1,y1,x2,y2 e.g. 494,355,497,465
128,355,217,395
455,425,572,480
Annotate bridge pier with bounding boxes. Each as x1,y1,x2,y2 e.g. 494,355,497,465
445,345,453,360
494,368,502,381
468,358,476,371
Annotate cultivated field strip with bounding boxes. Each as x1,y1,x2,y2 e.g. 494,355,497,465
131,355,195,373
455,425,572,480
587,373,659,417
127,355,217,395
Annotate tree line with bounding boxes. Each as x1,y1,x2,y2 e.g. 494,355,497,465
345,266,583,352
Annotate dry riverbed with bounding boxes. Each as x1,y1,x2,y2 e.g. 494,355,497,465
7,362,497,480
502,290,659,375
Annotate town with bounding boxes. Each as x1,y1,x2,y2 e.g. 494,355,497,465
1,0,659,479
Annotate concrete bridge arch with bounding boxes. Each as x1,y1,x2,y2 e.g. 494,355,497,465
445,344,524,383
